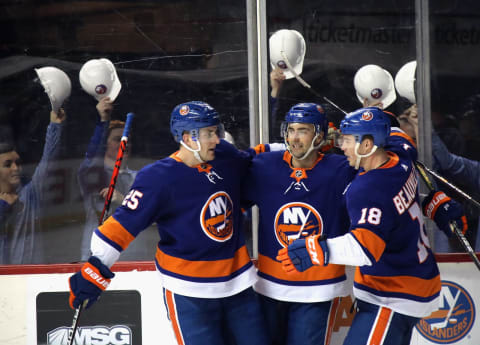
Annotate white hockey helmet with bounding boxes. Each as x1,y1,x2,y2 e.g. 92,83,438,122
79,58,121,101
35,66,72,113
269,29,306,79
395,60,417,104
354,64,396,109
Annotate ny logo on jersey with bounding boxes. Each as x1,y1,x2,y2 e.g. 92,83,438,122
200,191,234,242
274,202,323,247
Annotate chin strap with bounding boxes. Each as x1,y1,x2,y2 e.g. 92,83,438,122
353,142,377,169
180,139,205,163
285,132,325,161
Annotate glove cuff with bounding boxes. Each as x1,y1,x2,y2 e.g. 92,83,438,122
306,234,329,266
423,191,451,220
81,256,115,291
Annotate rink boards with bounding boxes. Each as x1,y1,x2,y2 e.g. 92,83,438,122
0,256,478,345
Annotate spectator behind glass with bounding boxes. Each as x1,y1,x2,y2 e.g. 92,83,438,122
459,94,480,161
0,109,66,264
77,97,137,261
398,104,480,252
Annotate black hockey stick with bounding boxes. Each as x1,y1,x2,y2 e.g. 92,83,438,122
279,51,349,115
414,161,480,271
415,160,480,209
67,112,135,345
67,300,87,345
303,91,480,210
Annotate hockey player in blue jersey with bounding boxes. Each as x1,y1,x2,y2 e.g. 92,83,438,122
277,107,467,345
68,101,269,345
243,103,357,345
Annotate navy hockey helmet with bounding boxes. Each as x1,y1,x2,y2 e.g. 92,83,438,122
340,107,391,147
170,101,222,142
282,103,328,137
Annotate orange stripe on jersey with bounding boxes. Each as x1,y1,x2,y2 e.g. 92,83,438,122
355,270,441,298
156,245,251,278
379,152,399,170
98,216,135,251
283,150,324,170
325,297,340,345
169,151,183,162
368,306,392,345
359,152,399,176
350,228,386,262
391,131,417,148
258,253,345,281
164,289,185,345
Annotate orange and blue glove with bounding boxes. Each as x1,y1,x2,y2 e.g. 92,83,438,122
276,234,329,273
69,256,115,309
422,190,468,237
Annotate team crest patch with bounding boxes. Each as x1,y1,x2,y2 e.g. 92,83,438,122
274,202,323,247
415,280,475,344
370,88,383,99
200,191,234,242
277,60,287,69
95,84,107,95
179,105,190,116
361,111,373,121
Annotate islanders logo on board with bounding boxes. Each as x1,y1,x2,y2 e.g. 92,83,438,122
415,280,475,344
200,191,234,242
274,202,323,247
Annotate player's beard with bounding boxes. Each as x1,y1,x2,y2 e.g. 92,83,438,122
289,142,309,159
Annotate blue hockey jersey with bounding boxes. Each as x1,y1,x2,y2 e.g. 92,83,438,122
91,140,258,298
243,150,357,302
345,129,441,317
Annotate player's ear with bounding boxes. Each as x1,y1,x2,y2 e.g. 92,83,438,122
315,131,325,145
182,131,191,144
361,136,374,150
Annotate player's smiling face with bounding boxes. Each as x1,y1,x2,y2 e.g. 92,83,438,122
339,134,358,166
197,125,221,161
286,123,316,158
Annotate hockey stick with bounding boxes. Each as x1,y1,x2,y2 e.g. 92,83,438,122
415,160,480,209
298,88,480,209
414,161,480,271
99,112,135,224
67,300,87,345
67,112,135,345
280,51,349,115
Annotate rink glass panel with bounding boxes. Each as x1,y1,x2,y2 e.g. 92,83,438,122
1,0,479,264
0,0,250,264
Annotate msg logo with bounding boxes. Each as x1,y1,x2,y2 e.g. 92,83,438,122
47,325,132,345
416,280,475,344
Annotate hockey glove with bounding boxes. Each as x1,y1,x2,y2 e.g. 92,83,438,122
321,123,339,152
422,190,468,238
69,256,115,309
276,234,329,273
